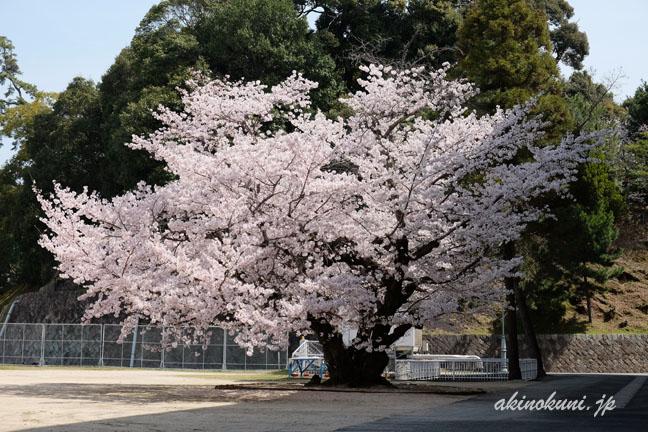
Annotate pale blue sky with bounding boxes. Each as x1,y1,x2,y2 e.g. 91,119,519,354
1,0,158,165
1,0,647,166
563,0,648,102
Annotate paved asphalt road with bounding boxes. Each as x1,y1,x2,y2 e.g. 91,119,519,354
337,374,648,431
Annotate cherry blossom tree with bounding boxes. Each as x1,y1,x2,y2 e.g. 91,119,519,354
37,64,595,386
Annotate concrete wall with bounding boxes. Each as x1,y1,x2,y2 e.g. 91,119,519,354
423,334,648,373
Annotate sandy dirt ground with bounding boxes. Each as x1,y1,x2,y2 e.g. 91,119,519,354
0,367,531,432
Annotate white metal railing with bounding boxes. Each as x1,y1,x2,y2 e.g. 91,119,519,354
394,358,538,381
0,323,288,370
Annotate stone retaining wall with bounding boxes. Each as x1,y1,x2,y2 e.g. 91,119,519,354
6,291,124,324
423,334,648,373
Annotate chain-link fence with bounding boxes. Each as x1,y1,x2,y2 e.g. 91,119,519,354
0,323,288,370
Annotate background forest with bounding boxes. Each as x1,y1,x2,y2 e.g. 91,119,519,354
1,0,648,339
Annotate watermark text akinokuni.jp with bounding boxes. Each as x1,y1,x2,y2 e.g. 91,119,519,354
494,391,616,417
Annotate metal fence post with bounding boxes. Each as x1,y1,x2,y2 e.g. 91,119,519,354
140,330,144,369
160,326,165,369
80,325,84,367
38,324,45,366
222,328,227,370
20,324,25,364
58,324,63,366
99,325,104,367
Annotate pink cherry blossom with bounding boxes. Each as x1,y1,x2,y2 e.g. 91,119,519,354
37,64,596,357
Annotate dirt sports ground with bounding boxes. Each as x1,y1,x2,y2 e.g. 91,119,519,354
0,366,531,431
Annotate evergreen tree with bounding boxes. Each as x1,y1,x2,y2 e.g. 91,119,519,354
100,0,343,196
304,0,467,91
524,71,626,331
456,0,577,379
565,70,626,134
0,36,37,117
457,0,559,108
0,78,104,291
531,204,622,324
526,0,589,70
624,81,648,136
618,83,648,206
619,132,648,206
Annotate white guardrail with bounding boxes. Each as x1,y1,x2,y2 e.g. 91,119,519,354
395,358,538,381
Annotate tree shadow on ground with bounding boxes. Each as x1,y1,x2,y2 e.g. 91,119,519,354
13,375,648,432
4,380,470,432
1,382,289,404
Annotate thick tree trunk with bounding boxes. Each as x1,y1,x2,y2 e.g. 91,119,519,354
320,335,392,387
504,242,521,380
505,277,522,380
585,276,593,324
308,316,395,387
513,277,547,379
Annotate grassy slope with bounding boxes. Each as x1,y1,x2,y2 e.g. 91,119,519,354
428,209,648,335
573,209,648,334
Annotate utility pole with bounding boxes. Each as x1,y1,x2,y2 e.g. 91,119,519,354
501,293,508,372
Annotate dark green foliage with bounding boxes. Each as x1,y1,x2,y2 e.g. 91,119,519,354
525,203,622,325
201,1,315,81
0,36,37,116
562,70,625,231
100,0,343,195
619,132,648,206
527,0,589,70
522,73,644,328
623,81,648,137
0,37,51,289
456,0,574,145
570,152,625,218
0,149,29,287
617,83,648,206
26,78,105,193
565,70,625,134
455,0,622,333
456,0,561,112
304,0,466,92
523,144,625,329
0,78,106,289
550,21,588,70
98,2,207,195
